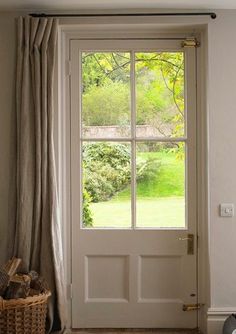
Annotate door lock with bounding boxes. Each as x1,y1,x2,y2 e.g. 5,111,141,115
178,233,194,255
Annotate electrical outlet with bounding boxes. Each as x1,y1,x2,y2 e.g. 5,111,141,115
220,203,234,217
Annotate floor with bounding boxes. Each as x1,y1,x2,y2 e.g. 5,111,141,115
73,330,199,334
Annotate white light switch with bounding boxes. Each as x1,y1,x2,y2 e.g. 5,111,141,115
220,203,234,217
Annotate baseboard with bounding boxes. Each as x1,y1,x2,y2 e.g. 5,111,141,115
64,312,236,334
63,329,72,334
207,307,236,334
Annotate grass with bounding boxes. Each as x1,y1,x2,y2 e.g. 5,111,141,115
90,197,185,228
89,150,185,228
118,150,184,199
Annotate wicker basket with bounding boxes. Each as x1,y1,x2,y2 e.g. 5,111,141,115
0,290,51,334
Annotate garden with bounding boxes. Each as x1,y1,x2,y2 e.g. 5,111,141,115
81,51,185,228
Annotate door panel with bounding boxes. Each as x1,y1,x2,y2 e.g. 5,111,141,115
72,230,197,327
70,39,197,329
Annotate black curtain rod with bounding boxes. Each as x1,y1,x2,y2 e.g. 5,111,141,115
30,12,217,19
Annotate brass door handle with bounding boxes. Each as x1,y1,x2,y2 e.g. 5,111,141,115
178,234,194,255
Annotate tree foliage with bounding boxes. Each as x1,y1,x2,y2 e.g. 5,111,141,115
82,189,93,227
82,51,184,137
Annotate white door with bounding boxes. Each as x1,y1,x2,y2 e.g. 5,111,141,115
70,38,197,329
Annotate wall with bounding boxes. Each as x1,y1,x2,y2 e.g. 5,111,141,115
0,9,236,333
207,10,236,334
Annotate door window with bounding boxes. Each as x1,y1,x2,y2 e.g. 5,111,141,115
80,50,186,229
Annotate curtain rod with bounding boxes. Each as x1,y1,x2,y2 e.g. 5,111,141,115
29,12,217,19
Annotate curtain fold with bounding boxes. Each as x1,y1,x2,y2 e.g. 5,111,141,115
14,16,66,333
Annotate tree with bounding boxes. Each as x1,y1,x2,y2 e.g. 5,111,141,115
81,51,184,138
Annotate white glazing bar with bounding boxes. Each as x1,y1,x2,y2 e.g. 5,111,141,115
82,137,187,142
135,137,187,142
131,50,136,229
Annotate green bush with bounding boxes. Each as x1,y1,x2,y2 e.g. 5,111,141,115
82,142,161,226
136,155,161,182
83,82,130,126
82,74,181,134
83,142,161,202
82,189,93,227
83,143,131,202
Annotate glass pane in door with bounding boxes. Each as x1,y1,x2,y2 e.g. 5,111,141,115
136,141,186,228
135,52,185,138
82,141,131,228
82,52,131,139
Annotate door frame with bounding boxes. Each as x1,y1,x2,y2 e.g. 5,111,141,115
55,17,209,332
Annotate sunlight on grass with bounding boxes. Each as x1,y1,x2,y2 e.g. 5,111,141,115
119,151,184,199
86,150,186,229
90,197,185,228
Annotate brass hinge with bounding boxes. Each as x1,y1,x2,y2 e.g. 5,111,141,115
183,303,204,311
182,38,200,48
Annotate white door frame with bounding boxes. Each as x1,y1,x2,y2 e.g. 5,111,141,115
55,18,209,332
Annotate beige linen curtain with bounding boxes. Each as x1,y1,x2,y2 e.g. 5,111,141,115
13,16,66,332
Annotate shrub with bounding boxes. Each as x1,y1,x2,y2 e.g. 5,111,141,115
136,155,161,182
83,189,93,227
82,142,161,226
83,143,131,202
83,82,130,126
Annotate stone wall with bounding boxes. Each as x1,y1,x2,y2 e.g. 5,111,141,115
83,124,172,138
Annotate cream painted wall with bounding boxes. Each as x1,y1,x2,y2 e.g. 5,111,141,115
207,10,236,334
208,10,236,307
0,9,236,333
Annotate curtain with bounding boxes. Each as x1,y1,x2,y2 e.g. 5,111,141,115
13,16,66,333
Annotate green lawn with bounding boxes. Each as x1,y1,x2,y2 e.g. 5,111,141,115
118,150,184,199
88,150,185,228
90,197,185,228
